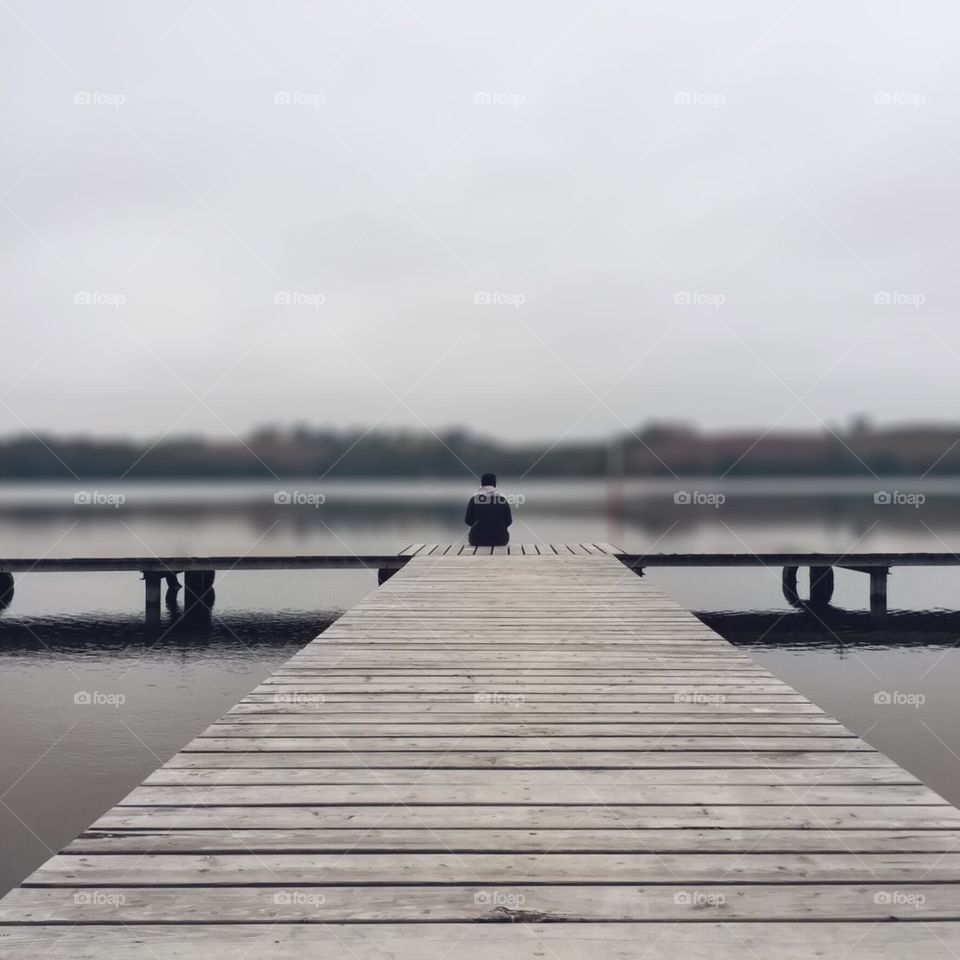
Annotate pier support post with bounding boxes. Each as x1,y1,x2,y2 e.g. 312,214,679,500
184,570,216,609
781,565,834,608
808,566,835,608
870,567,889,618
781,566,800,607
0,571,14,607
143,572,161,623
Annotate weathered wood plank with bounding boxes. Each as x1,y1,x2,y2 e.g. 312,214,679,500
199,722,853,738
118,783,942,807
5,884,960,922
65,827,960,855
4,923,960,960
163,750,906,768
184,736,874,751
28,851,960,885
141,767,922,786
91,805,960,830
218,716,842,728
227,704,830,717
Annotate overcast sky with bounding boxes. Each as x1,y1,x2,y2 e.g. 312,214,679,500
2,0,959,444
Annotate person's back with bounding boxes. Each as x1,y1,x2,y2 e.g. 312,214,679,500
464,472,512,546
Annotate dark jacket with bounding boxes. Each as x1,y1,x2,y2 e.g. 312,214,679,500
464,489,512,546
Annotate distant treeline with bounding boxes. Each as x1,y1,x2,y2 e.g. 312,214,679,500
1,422,959,479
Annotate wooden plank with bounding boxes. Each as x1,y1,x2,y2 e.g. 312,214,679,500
65,827,959,855
91,805,960,830
142,766,921,786
118,783,943,806
4,924,960,960
184,736,873,751
224,702,832,714
6,884,960,922
27,851,960,885
198,722,854,738
4,923,960,960
219,715,841,726
595,542,624,555
162,750,907,768
251,684,803,694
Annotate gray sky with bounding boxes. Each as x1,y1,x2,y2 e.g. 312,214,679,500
2,0,959,443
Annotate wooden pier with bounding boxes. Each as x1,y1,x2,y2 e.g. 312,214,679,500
5,546,960,616
3,544,960,957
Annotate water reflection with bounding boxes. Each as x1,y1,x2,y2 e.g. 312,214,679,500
3,606,956,653
0,608,338,654
702,609,960,649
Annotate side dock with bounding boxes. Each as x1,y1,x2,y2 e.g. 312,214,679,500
3,546,960,958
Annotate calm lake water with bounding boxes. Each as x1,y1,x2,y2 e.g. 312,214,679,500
3,477,960,895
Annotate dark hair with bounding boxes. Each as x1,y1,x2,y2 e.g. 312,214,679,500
480,472,497,487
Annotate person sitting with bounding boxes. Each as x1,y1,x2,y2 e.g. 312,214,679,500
464,472,512,546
